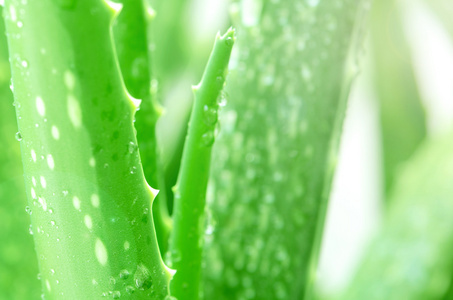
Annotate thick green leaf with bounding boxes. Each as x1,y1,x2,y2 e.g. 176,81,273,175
204,0,368,299
343,131,453,299
3,0,172,298
169,28,235,300
113,0,172,256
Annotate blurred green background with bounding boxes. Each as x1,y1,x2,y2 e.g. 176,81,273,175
2,0,453,299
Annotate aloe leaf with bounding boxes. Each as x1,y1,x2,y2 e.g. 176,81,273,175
112,0,171,255
342,131,453,300
0,7,40,299
371,0,427,198
3,0,172,298
203,1,369,299
168,28,235,300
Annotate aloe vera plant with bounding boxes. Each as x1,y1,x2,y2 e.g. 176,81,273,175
203,1,369,299
112,0,172,255
0,0,398,299
3,0,172,298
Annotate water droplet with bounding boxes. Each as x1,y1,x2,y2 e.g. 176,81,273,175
128,142,137,153
37,273,41,280
15,132,22,141
17,21,23,28
203,105,218,126
119,269,130,280
134,264,153,290
216,76,224,86
125,286,135,294
225,37,234,47
25,206,32,215
130,166,137,174
50,269,55,275
29,224,33,235
112,291,121,299
21,60,28,68
201,131,215,147
217,91,228,107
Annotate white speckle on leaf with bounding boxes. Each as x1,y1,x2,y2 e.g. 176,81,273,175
124,241,130,251
36,96,45,117
38,197,47,211
64,70,76,90
9,5,16,22
40,176,47,188
67,94,82,128
31,149,37,162
51,126,60,140
47,154,55,170
89,157,96,167
84,215,93,230
32,176,36,186
91,194,100,208
73,196,81,211
95,238,108,266
45,279,51,291
31,188,36,199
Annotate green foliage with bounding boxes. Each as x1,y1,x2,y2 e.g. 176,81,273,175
112,0,172,256
203,0,368,299
168,29,235,300
343,131,453,299
3,0,171,298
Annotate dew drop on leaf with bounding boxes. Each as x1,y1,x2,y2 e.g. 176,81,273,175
225,37,234,47
134,264,153,290
15,131,22,141
119,269,130,280
130,166,137,174
203,105,218,126
217,91,228,107
201,131,215,147
128,142,137,153
125,286,135,294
